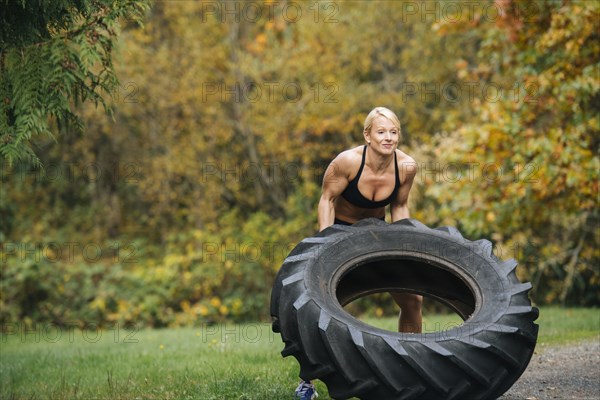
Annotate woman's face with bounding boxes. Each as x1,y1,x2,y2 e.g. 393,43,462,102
365,115,399,155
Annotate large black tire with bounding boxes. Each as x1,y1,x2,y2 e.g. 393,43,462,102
270,218,539,400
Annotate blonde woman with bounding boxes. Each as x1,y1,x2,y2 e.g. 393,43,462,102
294,107,422,399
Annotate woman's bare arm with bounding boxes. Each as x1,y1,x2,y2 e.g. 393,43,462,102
390,154,417,222
318,155,352,231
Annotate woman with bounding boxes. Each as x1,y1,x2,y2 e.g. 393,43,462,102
294,107,422,400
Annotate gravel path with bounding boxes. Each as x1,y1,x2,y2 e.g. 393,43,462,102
500,338,600,400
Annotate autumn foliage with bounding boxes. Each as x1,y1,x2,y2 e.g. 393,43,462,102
1,1,598,328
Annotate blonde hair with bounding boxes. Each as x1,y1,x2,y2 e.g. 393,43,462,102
363,107,401,136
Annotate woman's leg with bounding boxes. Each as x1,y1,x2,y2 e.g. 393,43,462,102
391,293,423,333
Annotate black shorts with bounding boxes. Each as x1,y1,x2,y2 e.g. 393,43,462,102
334,216,385,226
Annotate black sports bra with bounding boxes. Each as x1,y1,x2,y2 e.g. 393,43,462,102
341,145,401,209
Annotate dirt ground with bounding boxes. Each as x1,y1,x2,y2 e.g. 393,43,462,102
499,338,600,400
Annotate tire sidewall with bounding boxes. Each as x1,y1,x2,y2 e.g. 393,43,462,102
305,223,510,342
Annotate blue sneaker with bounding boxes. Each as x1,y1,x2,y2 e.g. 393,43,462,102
294,381,318,399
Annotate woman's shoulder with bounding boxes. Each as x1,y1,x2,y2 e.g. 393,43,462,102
395,148,415,163
329,146,364,177
395,149,417,175
332,145,363,163
336,145,365,162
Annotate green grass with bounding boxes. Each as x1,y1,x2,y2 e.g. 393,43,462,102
1,307,597,399
0,322,295,399
533,306,599,346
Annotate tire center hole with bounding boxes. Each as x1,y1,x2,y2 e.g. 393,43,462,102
335,257,477,332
